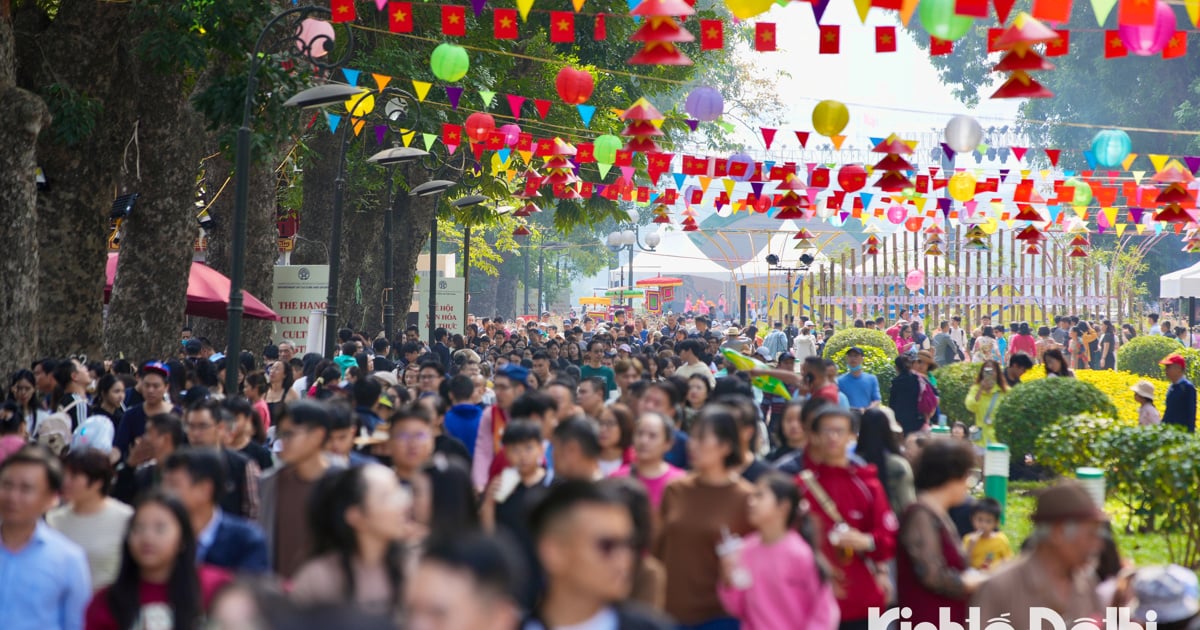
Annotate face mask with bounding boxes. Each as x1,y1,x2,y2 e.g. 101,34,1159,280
850,365,863,373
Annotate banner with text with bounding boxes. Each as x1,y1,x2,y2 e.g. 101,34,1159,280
416,277,467,337
273,265,329,354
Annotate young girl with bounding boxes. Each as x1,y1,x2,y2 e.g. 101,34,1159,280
616,412,686,510
717,472,839,630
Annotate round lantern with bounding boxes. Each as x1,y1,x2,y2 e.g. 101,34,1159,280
728,153,756,182
838,164,867,192
464,112,496,143
944,115,983,154
725,0,774,20
1091,130,1132,169
1118,1,1176,56
752,195,772,213
594,134,622,164
919,0,974,41
905,269,925,291
555,67,594,105
1065,178,1093,207
887,205,907,224
499,124,522,146
948,172,976,202
430,43,470,82
905,216,925,232
685,86,724,122
297,18,335,59
812,100,849,137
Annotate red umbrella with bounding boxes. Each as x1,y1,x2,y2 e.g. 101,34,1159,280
105,253,280,321
635,275,684,287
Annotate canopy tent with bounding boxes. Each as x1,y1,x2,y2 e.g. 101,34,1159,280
105,253,280,321
1161,261,1200,299
730,220,840,283
626,231,735,284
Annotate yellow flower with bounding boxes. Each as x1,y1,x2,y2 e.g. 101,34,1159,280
1024,367,1164,427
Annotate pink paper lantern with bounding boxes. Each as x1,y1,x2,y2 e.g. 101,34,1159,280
887,205,907,224
1118,1,1176,56
499,124,522,146
905,269,925,291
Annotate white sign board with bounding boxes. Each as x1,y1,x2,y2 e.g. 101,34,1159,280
416,277,466,336
273,265,329,355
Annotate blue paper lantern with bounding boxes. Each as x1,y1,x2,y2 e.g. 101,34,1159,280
1091,129,1132,169
685,86,724,122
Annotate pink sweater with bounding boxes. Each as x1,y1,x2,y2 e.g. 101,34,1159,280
716,531,840,630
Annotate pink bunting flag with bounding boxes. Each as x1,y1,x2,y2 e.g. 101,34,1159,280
375,0,388,10
507,94,525,119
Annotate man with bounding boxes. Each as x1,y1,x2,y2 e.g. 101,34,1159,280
184,399,260,519
579,339,618,398
433,327,453,371
325,402,374,468
1160,352,1196,432
974,481,1106,629
390,404,437,486
531,352,553,387
113,412,185,503
761,321,789,361
1149,312,1162,335
949,316,968,359
932,320,958,366
405,534,525,630
1004,353,1033,388
398,341,423,372
550,417,602,481
674,339,716,388
576,376,608,420
162,448,269,573
371,338,394,372
472,364,529,492
837,347,882,412
350,377,386,434
720,326,750,354
660,313,681,338
406,325,422,345
258,399,332,578
690,315,711,339
444,375,484,458
792,321,819,361
612,359,640,406
418,360,446,398
0,446,91,630
1051,315,1071,347
800,356,840,405
525,481,671,629
276,340,296,366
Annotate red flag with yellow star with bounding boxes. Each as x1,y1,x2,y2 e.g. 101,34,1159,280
331,0,356,23
818,25,839,54
755,22,776,51
700,19,724,50
875,26,897,52
388,2,412,32
986,28,1003,52
442,124,462,149
1031,0,1071,23
550,11,575,43
930,36,953,55
1164,31,1187,58
1104,30,1127,57
494,8,518,39
1044,29,1069,56
442,5,466,36
1118,0,1156,26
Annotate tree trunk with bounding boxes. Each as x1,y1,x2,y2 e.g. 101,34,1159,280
470,270,499,320
340,188,385,336
495,252,519,321
392,161,439,337
0,16,51,376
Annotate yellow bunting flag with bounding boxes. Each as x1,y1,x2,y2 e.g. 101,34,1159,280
1122,153,1138,171
831,135,847,149
572,0,586,10
1135,223,1146,235
1149,154,1170,173
1116,223,1127,236
853,0,871,22
1189,0,1200,25
1132,171,1145,185
412,80,432,102
1103,207,1118,226
913,197,928,212
400,129,415,147
516,0,534,21
1020,169,1031,178
723,178,736,198
518,150,533,164
372,73,392,91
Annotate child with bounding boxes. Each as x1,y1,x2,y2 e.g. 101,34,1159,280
717,472,840,630
480,420,550,535
963,497,1013,571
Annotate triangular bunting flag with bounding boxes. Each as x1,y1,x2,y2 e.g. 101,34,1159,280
1045,149,1061,166
795,131,810,147
534,99,552,119
1115,223,1127,236
598,163,612,178
1149,154,1170,173
761,128,777,149
577,104,596,127
1184,156,1200,175
1131,170,1145,184
412,80,432,102
401,129,416,147
325,112,342,134
374,125,387,145
572,0,586,10
351,118,365,137
342,68,361,86
1091,0,1118,25
470,0,487,16
685,119,699,132
516,0,534,20
422,133,437,150
507,94,525,119
446,86,463,110
1122,153,1138,171
831,135,846,149
372,73,392,91
479,90,496,108
1012,147,1027,161
1082,150,1097,170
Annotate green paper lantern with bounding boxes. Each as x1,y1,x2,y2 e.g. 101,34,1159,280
1065,178,1093,207
594,134,622,164
430,43,470,83
919,0,974,42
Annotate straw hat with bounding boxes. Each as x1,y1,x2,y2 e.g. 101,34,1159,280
1131,380,1156,400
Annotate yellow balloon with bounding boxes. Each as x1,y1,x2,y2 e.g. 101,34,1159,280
344,91,375,117
981,217,998,235
725,0,774,18
812,100,849,137
948,172,976,202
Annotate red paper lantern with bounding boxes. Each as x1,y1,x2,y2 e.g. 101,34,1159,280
464,112,495,143
555,67,595,105
838,164,868,192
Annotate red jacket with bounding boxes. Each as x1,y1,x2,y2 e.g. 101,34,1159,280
797,455,899,623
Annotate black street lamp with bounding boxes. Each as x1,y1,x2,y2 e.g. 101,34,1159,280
765,252,815,326
412,179,456,346
605,209,661,307
368,144,430,342
225,6,354,395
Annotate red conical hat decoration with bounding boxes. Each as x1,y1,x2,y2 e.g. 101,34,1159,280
990,13,1055,100
1015,225,1042,241
621,98,665,153
876,171,914,192
1024,244,1042,254
795,228,816,239
547,137,577,156
630,0,695,15
628,1,694,66
630,17,696,42
993,12,1059,49
1154,164,1194,184
871,134,914,155
1013,204,1043,221
992,71,1053,99
513,224,531,236
620,121,664,137
1157,185,1193,205
628,42,692,65
993,49,1056,72
1069,234,1089,246
621,98,664,120
624,137,660,153
1155,205,1192,223
774,206,806,220
1068,247,1088,257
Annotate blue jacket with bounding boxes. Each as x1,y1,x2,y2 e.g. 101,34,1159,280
1164,378,1197,433
201,514,270,574
445,403,484,457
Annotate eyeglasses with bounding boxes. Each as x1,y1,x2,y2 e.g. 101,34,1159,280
276,427,310,441
418,374,439,381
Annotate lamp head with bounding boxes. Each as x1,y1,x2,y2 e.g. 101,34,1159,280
367,147,429,165
452,194,487,208
410,180,456,197
283,84,367,109
620,230,636,246
626,209,640,224
643,232,661,250
766,254,780,266
799,253,815,267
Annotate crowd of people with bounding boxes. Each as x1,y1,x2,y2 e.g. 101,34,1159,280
0,308,1196,630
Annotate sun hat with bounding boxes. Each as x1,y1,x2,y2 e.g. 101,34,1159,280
725,326,741,336
1132,565,1200,624
1131,380,1156,400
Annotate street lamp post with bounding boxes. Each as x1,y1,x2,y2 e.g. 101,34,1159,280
368,143,431,341
605,209,661,308
766,253,815,326
411,179,456,346
225,6,354,395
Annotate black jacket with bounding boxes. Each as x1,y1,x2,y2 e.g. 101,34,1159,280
889,372,923,434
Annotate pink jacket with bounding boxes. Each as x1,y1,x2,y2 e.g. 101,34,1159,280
717,531,840,630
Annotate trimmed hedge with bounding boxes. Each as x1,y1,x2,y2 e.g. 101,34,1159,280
1116,335,1184,378
930,361,980,426
822,328,898,360
994,377,1117,458
1033,413,1119,477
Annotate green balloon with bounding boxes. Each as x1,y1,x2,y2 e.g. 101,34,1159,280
919,0,974,42
430,43,469,83
1065,178,1093,207
594,134,622,164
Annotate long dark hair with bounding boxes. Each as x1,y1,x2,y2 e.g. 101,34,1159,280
8,369,38,419
109,490,201,630
308,466,406,607
855,408,901,489
422,454,481,539
759,471,830,584
1043,349,1071,376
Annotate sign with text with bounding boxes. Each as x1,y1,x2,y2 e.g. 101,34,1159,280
416,277,466,336
273,265,329,354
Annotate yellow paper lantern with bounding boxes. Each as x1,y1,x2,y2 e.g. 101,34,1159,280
812,100,849,137
725,0,774,19
948,172,976,202
981,217,999,235
344,91,375,117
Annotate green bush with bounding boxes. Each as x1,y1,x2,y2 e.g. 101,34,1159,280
830,346,895,402
1117,335,1184,378
1143,439,1200,567
1098,424,1191,531
1033,413,1120,477
994,378,1117,459
1179,347,1200,386
931,361,980,426
823,328,898,360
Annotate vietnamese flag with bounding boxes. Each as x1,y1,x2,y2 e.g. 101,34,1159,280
930,36,953,55
755,22,777,51
1104,30,1127,57
1044,29,1069,56
818,25,839,54
700,19,724,50
1031,0,1071,23
442,5,467,36
550,11,575,43
1163,31,1187,58
331,0,356,22
494,8,518,39
955,0,989,18
388,2,413,32
1118,0,1156,26
875,26,897,52
986,28,1003,52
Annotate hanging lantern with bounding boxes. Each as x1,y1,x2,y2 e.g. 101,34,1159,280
724,0,773,19
990,13,1057,100
1064,178,1093,207
773,172,808,220
948,172,977,202
1091,130,1133,169
555,67,595,104
652,204,672,224
944,115,983,154
919,0,975,41
838,164,868,192
593,134,622,164
541,138,579,192
812,100,849,137
872,134,915,193
464,112,496,143
513,224,532,236
863,235,882,257
430,43,470,82
964,225,990,251
886,205,907,224
498,124,522,147
628,0,694,65
1119,1,1176,56
620,98,665,153
685,86,724,122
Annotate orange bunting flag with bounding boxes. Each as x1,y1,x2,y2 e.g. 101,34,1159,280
1118,0,1156,26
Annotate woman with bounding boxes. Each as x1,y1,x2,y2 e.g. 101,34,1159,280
971,327,1000,363
597,404,635,477
1068,327,1090,372
964,361,1008,444
1131,380,1161,426
8,369,45,437
1043,349,1073,378
1100,321,1118,370
263,361,298,429
221,397,274,470
402,362,421,395
857,408,916,514
617,412,686,510
654,407,754,629
410,454,480,543
85,491,230,630
242,372,272,435
1121,323,1137,345
895,324,915,356
897,439,982,624
291,464,410,620
54,358,91,431
767,400,806,466
48,449,133,590
1082,322,1102,370
889,356,923,436
1008,323,1037,360
1033,326,1058,363
604,477,668,611
638,380,689,469
683,373,712,431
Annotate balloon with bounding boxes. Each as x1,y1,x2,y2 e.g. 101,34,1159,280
944,115,983,154
464,112,495,143
812,100,849,137
685,86,724,122
724,0,774,20
1092,130,1132,169
887,205,907,224
555,67,594,105
838,164,867,192
752,195,772,213
1119,1,1175,56
297,18,335,59
344,92,375,117
919,0,975,41
948,172,977,201
594,134,622,164
499,124,522,146
1065,178,1093,207
905,269,925,291
728,153,756,182
430,43,470,82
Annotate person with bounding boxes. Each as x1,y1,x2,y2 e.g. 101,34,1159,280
183,399,261,519
1148,313,1162,335
258,400,332,578
717,471,839,630
1068,326,1090,371
857,408,915,515
472,364,528,492
580,339,618,397
389,403,437,487
444,375,483,458
655,407,754,629
524,480,672,630
973,481,1107,629
798,405,898,630
596,404,634,476
932,320,958,366
161,448,269,574
889,356,923,435
1160,353,1196,433
1129,564,1200,629
964,361,1008,445
837,347,881,412
675,339,716,388
1130,380,1162,426
616,412,686,510
767,399,807,472
897,439,982,625
793,322,819,361
1034,325,1059,362
551,416,603,482
113,361,175,458
1100,321,1118,370
404,533,525,630
1043,348,1073,377
221,397,274,471
113,412,185,504
0,446,92,630
576,375,607,419
8,369,47,437
1003,353,1033,388
761,321,789,361
47,449,134,590
52,358,91,431
602,476,668,610
481,420,551,534
962,497,1012,571
1007,323,1037,361
290,464,411,621
637,381,690,469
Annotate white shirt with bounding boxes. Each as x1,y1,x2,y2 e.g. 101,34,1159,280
46,499,133,590
793,333,818,360
195,507,224,561
524,607,618,630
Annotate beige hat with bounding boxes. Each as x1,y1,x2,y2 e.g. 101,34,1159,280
877,406,904,434
1131,380,1156,400
725,326,742,336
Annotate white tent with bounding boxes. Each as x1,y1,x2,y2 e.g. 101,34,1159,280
626,230,735,284
1161,261,1200,299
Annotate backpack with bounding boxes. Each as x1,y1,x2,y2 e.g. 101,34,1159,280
917,374,939,417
